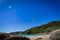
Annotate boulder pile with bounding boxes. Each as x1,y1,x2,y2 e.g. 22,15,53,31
0,33,30,40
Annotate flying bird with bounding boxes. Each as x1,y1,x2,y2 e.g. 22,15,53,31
32,18,35,21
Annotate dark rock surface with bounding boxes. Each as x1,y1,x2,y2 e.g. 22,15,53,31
36,38,42,40
0,32,30,40
0,33,9,40
6,36,30,40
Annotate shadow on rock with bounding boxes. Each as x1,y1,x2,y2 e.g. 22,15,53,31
0,32,30,40
0,33,9,40
49,29,60,40
6,35,30,40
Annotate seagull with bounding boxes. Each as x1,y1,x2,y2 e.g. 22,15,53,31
32,18,35,21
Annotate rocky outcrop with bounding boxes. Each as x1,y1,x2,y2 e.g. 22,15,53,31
49,29,60,40
6,35,30,40
0,32,30,40
0,33,9,40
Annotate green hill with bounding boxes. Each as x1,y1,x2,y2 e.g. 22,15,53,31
21,21,60,34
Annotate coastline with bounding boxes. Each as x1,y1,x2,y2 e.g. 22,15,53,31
26,34,51,40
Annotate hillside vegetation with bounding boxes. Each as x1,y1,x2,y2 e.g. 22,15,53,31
21,21,60,34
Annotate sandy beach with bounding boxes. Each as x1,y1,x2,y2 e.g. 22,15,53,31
26,35,51,40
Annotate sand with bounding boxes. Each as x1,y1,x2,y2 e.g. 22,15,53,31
26,35,51,40
26,29,60,40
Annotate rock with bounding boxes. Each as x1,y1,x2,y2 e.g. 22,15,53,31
36,38,42,40
23,37,30,40
6,35,30,40
0,33,30,40
49,29,60,40
0,33,9,40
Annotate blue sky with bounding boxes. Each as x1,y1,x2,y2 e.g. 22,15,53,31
0,0,60,33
